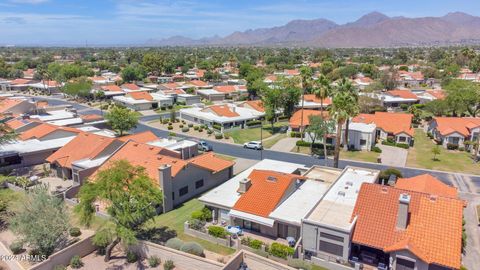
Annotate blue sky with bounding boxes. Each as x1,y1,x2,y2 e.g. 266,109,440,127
1,0,480,45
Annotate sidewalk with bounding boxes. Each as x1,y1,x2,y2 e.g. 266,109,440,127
269,137,299,152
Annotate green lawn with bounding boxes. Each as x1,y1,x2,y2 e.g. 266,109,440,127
226,121,288,144
407,128,480,174
148,199,235,255
340,149,380,163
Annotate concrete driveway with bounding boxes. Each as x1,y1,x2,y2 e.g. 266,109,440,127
270,137,299,152
379,144,408,167
459,192,480,270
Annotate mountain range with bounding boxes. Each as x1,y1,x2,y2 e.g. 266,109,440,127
146,12,480,47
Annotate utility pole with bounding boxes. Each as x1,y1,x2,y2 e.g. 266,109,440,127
260,121,263,160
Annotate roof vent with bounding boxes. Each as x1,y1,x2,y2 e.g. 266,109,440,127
267,176,277,182
381,186,388,193
429,194,438,202
338,191,346,196
346,181,353,186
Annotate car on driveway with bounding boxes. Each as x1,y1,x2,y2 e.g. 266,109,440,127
243,141,263,150
198,140,213,151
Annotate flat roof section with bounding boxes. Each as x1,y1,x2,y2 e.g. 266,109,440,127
305,167,379,231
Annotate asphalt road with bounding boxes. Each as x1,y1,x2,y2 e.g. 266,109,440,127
31,95,480,193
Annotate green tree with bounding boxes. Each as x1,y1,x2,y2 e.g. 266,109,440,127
306,115,335,164
0,123,18,145
260,86,282,131
75,160,163,261
336,79,359,149
10,185,69,257
444,80,480,117
122,64,147,82
105,106,139,136
432,145,441,161
277,77,301,118
62,77,92,99
329,81,359,168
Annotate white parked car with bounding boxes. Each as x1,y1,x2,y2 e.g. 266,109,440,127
243,141,263,150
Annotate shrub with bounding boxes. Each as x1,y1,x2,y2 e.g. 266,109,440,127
126,251,138,263
288,259,312,270
194,126,199,130
10,241,23,254
212,123,222,130
207,130,213,135
249,239,263,250
459,147,465,151
371,146,382,153
162,119,169,124
179,124,184,128
53,265,67,270
182,120,186,124
191,207,212,221
188,218,206,231
208,226,228,238
70,255,83,269
168,122,173,126
396,143,409,149
168,132,176,137
379,168,403,181
148,255,161,267
215,133,223,139
246,120,262,127
167,125,173,130
224,134,230,139
269,242,294,259
198,128,203,132
447,143,459,150
180,242,204,257
188,123,193,127
69,227,81,237
381,140,395,147
164,260,175,270
182,127,190,132
290,131,302,138
166,238,184,250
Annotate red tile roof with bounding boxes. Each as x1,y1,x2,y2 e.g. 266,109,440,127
127,91,153,101
233,170,304,217
396,174,458,199
351,183,464,269
432,117,480,137
46,133,117,169
206,105,240,117
121,83,140,90
188,152,234,173
387,90,419,100
303,94,332,106
19,123,80,140
189,80,208,87
117,131,158,144
101,85,122,92
0,99,23,113
353,112,414,136
213,85,236,93
240,100,264,112
289,109,329,129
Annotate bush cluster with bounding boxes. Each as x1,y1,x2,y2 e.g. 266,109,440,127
126,251,138,263
70,255,83,269
241,237,263,250
371,146,382,153
9,242,23,254
148,256,161,267
180,242,204,257
246,120,262,127
290,132,302,138
69,227,81,237
182,127,190,132
269,242,294,259
163,260,175,270
215,133,223,139
165,238,184,250
208,226,228,239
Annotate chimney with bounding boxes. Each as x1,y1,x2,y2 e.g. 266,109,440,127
158,164,173,212
396,193,411,230
238,178,251,194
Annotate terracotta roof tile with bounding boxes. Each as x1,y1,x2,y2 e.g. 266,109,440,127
289,109,329,129
206,105,240,117
127,91,153,101
351,183,464,269
240,100,264,112
432,117,480,137
117,131,158,144
121,83,140,90
233,170,304,217
19,123,80,140
0,99,24,113
353,112,414,136
387,90,419,100
101,85,122,92
396,174,458,199
303,94,332,106
46,133,117,169
188,152,234,173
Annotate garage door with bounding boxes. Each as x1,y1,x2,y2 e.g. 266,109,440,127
396,258,415,270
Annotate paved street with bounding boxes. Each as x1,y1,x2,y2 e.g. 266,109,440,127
30,96,480,193
459,192,480,270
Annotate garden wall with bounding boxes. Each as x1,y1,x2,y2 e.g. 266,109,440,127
129,240,224,270
28,235,96,270
183,222,234,247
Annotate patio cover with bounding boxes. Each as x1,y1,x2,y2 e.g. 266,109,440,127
228,209,275,227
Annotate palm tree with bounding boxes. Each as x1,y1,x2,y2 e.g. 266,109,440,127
329,83,359,168
336,78,359,150
313,74,332,163
0,123,17,145
299,66,313,140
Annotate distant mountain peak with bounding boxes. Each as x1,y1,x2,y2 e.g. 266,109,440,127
352,11,390,27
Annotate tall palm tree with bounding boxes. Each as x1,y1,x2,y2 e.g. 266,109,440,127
336,78,359,150
329,82,359,168
299,66,313,140
313,74,332,165
0,123,17,145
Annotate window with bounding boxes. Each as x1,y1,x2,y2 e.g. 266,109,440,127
172,192,175,200
319,240,343,257
398,136,407,142
396,258,415,270
195,179,204,189
179,186,188,197
360,139,367,146
320,232,344,242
